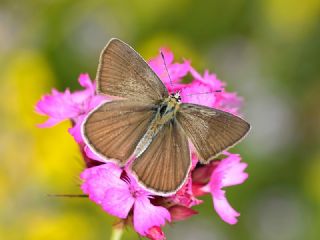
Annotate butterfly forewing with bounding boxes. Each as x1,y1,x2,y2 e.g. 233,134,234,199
83,100,156,166
131,120,191,195
97,38,168,103
177,103,250,163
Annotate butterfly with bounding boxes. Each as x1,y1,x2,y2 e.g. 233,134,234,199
82,38,250,195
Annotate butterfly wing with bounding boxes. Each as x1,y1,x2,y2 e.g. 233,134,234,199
131,120,191,195
177,103,250,163
82,100,157,166
97,38,169,103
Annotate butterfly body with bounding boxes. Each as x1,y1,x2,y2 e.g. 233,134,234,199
134,93,181,157
83,38,250,195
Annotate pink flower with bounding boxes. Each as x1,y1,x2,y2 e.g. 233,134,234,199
80,163,171,236
202,152,248,224
35,74,106,143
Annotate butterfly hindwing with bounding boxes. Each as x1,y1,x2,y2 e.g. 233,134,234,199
131,120,191,195
97,38,169,103
177,103,250,163
83,100,156,166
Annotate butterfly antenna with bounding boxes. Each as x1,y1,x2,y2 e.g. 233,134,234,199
185,90,222,97
47,194,88,198
161,51,173,87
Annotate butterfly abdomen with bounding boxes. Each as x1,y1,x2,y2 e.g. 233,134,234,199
133,119,163,157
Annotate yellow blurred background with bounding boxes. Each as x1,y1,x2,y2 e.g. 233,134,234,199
1,0,320,239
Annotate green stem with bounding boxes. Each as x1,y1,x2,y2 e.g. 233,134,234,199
110,226,124,240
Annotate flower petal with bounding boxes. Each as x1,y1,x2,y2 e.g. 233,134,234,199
68,115,85,143
35,89,78,127
78,73,95,92
171,176,202,207
102,187,134,219
35,74,105,128
215,92,242,115
70,74,96,104
36,117,65,128
133,197,171,236
190,67,225,91
213,153,248,188
212,189,240,225
84,145,104,162
80,163,125,204
169,205,198,221
180,82,216,107
204,153,248,224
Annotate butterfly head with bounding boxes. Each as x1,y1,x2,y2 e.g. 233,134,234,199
170,92,181,103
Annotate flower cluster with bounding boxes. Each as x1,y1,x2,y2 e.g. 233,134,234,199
36,48,248,240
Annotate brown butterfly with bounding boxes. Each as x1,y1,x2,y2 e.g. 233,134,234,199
82,38,250,195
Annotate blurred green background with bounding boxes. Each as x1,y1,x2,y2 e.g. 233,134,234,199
1,0,320,239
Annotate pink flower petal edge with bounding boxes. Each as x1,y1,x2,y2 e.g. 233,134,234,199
213,190,240,225
134,197,171,236
202,153,248,224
